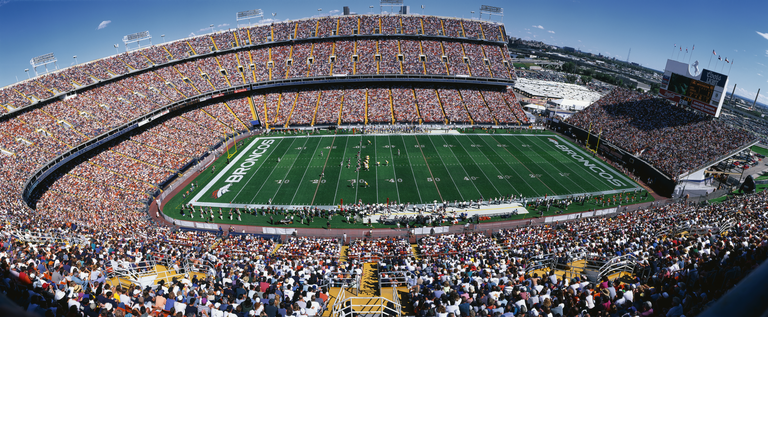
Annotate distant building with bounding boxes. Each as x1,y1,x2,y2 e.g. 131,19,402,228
563,47,576,53
399,5,409,14
343,6,350,15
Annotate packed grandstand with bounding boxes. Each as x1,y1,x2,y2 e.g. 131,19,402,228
0,13,765,317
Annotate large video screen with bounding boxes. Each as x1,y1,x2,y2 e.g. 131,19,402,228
667,73,715,105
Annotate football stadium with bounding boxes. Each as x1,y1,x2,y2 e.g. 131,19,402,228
1,6,766,319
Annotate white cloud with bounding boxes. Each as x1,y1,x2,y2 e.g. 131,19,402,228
97,20,111,30
329,9,339,14
736,87,768,104
188,32,196,37
217,23,230,28
533,25,544,29
0,0,11,7
259,18,275,25
757,31,768,40
548,30,555,34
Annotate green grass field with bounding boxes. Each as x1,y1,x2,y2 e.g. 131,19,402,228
163,132,649,226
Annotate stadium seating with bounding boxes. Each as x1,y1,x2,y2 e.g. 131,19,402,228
438,88,471,123
392,87,421,123
367,88,393,124
567,88,754,177
0,13,610,319
315,88,344,125
340,88,366,124
415,88,446,124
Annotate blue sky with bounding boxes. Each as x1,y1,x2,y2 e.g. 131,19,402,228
1,0,767,103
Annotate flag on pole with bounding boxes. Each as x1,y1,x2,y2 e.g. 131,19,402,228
692,44,695,51
686,48,688,53
680,47,682,51
725,57,729,63
713,49,716,55
718,55,721,61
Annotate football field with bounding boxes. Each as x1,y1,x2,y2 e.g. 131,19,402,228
184,132,641,209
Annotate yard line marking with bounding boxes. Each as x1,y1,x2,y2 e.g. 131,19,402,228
485,134,556,195
477,135,536,195
438,134,502,198
528,136,601,193
374,135,379,203
230,138,290,203
455,134,520,195
401,136,423,203
504,134,580,194
287,136,325,204
330,135,349,206
261,137,315,204
245,138,298,204
386,134,402,204
309,135,337,205
425,135,467,201
413,135,444,202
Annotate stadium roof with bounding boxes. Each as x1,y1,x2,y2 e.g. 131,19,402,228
514,78,602,105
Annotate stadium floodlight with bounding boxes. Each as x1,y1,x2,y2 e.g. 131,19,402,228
237,8,263,27
73,55,77,65
25,68,30,79
30,52,56,67
113,44,119,55
237,9,263,20
479,5,503,21
123,31,152,52
30,52,57,76
161,34,166,43
380,0,402,13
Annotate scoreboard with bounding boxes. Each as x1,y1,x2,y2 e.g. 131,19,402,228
667,73,715,104
659,59,727,117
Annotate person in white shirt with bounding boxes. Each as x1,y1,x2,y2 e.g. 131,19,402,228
252,298,264,316
306,304,318,316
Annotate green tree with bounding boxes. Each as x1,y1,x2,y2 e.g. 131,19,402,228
561,61,578,74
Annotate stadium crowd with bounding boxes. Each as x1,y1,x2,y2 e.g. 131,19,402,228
4,14,763,318
404,193,768,317
567,88,755,177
